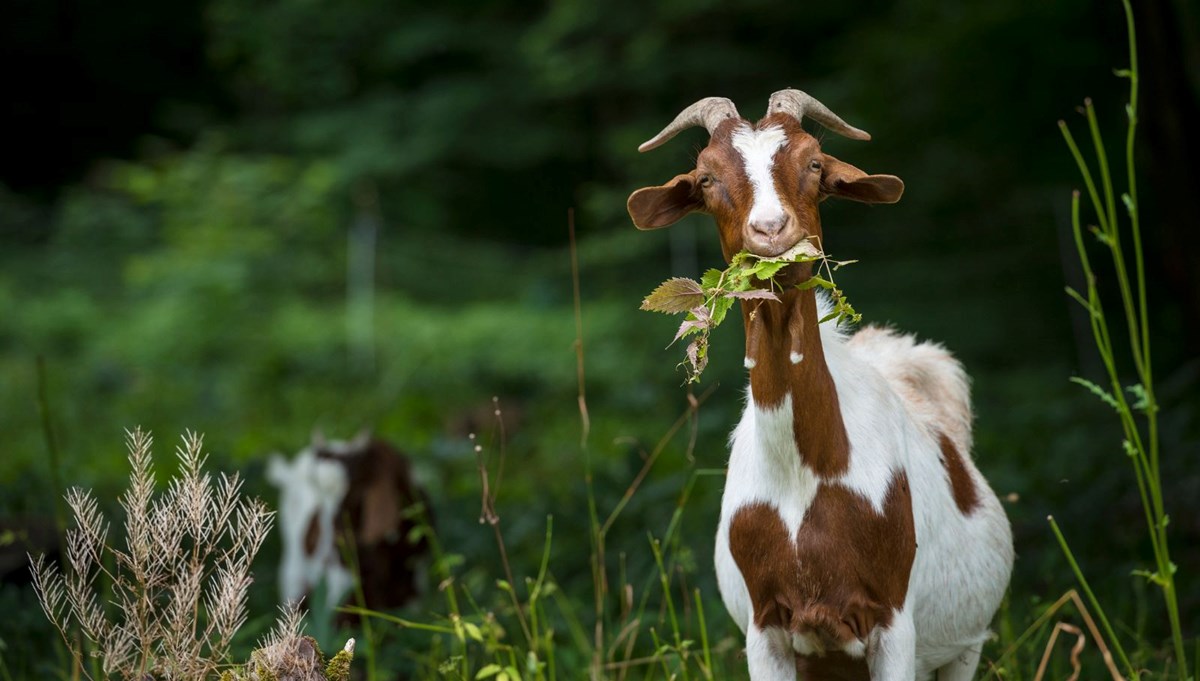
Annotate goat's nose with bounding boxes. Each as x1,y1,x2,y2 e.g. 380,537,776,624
750,215,787,237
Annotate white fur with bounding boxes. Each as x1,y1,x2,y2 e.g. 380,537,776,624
714,304,1014,681
267,446,354,611
732,125,789,229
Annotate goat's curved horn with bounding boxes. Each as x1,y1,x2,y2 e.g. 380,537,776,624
767,89,871,141
638,97,741,153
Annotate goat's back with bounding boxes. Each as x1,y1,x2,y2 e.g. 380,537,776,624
847,325,972,455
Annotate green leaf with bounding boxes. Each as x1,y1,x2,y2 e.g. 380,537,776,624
1069,377,1120,410
641,277,705,313
749,260,789,280
796,276,835,291
1125,383,1150,411
1131,568,1169,587
476,665,502,680
463,621,484,642
709,296,736,327
1121,192,1136,216
699,268,724,291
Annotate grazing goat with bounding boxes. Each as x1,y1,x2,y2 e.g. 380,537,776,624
627,91,1013,681
267,432,429,619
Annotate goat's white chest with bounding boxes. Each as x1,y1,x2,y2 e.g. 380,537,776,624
714,396,820,634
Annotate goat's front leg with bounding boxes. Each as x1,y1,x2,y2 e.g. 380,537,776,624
867,609,916,681
746,625,796,681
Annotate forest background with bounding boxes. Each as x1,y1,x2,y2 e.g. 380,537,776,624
1,0,1198,677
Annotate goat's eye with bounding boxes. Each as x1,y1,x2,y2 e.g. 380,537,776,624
809,159,822,172
698,173,714,188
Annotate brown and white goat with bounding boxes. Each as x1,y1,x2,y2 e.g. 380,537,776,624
267,432,429,619
627,91,1013,681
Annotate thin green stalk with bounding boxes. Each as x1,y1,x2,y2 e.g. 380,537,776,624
339,520,377,681
1048,516,1135,679
1085,102,1147,379
1060,123,1111,236
569,208,607,681
1119,0,1151,384
1068,191,1162,561
647,628,672,680
528,515,554,654
647,536,685,680
337,607,456,635
412,505,468,679
1065,108,1184,672
693,588,712,681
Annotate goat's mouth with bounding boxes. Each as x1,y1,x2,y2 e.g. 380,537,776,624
742,234,804,259
742,214,808,258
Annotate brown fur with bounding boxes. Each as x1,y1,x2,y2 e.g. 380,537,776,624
312,439,431,619
938,432,981,514
744,288,850,477
729,474,916,675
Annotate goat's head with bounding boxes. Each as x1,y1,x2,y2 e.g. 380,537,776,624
627,90,904,264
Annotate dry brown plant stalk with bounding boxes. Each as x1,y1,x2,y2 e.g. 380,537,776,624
986,589,1125,681
29,428,274,680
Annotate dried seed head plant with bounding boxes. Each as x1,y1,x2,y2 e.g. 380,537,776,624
241,602,355,681
28,428,352,681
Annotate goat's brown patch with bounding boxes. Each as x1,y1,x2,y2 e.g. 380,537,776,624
303,515,321,555
938,432,980,515
314,439,431,617
744,289,850,477
728,473,916,673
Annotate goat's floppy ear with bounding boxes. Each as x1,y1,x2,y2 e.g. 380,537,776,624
627,173,703,230
820,157,904,204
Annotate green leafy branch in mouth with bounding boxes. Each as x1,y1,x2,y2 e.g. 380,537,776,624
640,239,860,383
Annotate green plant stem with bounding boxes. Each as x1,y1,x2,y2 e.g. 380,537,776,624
1064,99,1184,669
693,588,712,680
529,515,554,654
1115,5,1181,673
1065,190,1162,565
339,520,377,681
1048,517,1135,679
337,607,456,635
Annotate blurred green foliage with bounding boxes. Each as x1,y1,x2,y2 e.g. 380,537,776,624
2,0,1198,677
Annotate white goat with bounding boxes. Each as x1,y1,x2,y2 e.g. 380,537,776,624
626,90,1013,681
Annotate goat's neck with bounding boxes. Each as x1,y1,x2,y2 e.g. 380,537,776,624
742,286,850,477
